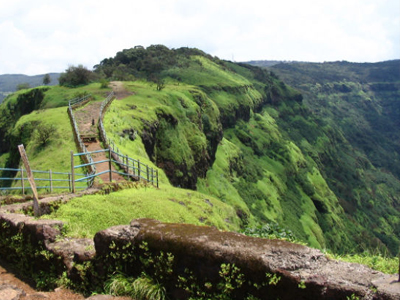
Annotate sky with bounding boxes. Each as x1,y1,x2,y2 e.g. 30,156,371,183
0,0,399,75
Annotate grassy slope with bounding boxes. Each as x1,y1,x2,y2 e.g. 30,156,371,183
264,61,400,255
1,82,241,233
2,55,399,258
43,185,240,237
97,57,399,254
96,59,347,251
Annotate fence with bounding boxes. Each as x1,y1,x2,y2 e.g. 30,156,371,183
0,167,88,194
70,148,158,193
1,92,159,195
98,92,159,187
67,94,96,186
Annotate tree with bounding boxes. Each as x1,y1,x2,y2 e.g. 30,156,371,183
59,64,93,87
16,83,30,91
43,74,51,85
34,123,57,146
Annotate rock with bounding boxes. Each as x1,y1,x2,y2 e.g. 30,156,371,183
94,218,400,300
0,285,25,300
47,238,95,274
23,219,63,243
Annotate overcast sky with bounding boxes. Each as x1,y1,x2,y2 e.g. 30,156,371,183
0,0,399,75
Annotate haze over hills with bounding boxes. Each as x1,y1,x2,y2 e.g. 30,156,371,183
0,46,399,257
0,73,60,103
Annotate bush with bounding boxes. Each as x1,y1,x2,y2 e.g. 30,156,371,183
34,123,58,146
59,65,93,87
99,79,109,88
240,223,296,242
16,83,30,91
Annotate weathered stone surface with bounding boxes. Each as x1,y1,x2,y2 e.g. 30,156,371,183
94,219,400,300
94,224,140,256
23,219,63,243
0,285,25,300
0,212,31,229
1,198,399,300
47,238,95,271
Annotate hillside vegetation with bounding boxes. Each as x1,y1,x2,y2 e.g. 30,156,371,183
1,47,399,257
0,73,60,103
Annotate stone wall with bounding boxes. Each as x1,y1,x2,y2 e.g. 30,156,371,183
0,205,399,299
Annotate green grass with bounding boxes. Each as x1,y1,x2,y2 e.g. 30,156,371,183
331,252,399,274
105,273,166,300
0,153,9,168
2,83,112,110
164,56,251,87
103,80,222,187
13,106,81,172
43,184,241,238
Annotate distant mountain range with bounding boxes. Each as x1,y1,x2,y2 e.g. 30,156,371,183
0,73,60,103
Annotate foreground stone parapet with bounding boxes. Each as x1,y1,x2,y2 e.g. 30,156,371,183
94,219,400,300
1,206,399,299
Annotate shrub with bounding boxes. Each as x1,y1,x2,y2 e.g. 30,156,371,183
34,123,58,146
16,83,30,91
99,79,109,88
59,65,93,87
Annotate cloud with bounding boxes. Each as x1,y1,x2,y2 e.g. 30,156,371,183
0,0,398,75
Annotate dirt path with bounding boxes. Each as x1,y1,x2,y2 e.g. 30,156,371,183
74,92,126,183
86,141,125,183
109,81,133,100
0,259,84,300
0,82,137,299
74,101,102,137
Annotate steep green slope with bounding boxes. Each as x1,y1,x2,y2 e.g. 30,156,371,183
254,60,400,254
0,80,242,233
0,73,60,104
0,83,111,174
2,47,398,256
95,46,399,254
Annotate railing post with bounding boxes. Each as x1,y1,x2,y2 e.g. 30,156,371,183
21,167,25,195
71,151,75,193
109,148,112,182
49,169,53,193
138,160,141,180
68,174,71,192
18,145,40,217
126,155,129,177
146,165,149,182
156,169,159,188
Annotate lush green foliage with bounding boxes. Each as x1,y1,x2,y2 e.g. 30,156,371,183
105,273,166,300
59,64,94,87
261,60,400,255
42,74,51,85
0,221,65,289
96,48,399,255
16,83,31,90
331,252,399,275
240,223,296,242
43,184,241,237
1,46,399,259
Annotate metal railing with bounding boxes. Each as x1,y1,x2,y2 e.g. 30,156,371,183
67,95,96,186
98,92,159,187
0,167,87,194
70,148,158,192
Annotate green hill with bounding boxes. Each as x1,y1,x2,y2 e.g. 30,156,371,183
1,47,399,256
0,73,60,103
